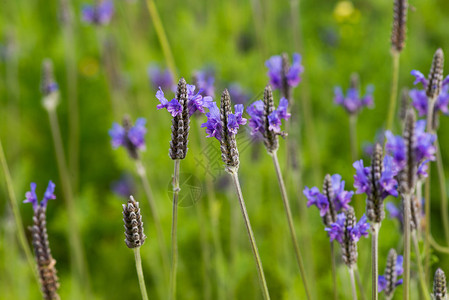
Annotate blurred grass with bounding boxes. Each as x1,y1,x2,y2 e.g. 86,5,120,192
1,0,449,299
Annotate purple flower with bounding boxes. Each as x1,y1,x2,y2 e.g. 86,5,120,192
228,83,251,105
350,214,370,242
193,69,215,97
265,53,304,89
23,181,56,211
325,213,345,243
81,0,114,26
247,97,291,135
148,65,174,91
378,276,388,292
109,117,147,150
334,85,374,115
325,212,370,243
156,84,212,117
201,101,247,142
303,187,329,217
353,160,371,194
410,71,449,117
378,255,404,292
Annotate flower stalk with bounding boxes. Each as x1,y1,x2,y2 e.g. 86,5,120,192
170,159,180,300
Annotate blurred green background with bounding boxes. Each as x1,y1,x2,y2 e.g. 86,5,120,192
1,0,449,299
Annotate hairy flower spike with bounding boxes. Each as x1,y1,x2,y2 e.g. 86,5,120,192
122,196,146,248
433,268,448,300
368,144,384,222
169,78,189,160
281,53,292,101
342,207,358,267
385,249,398,297
391,0,408,52
401,109,417,195
263,85,279,153
323,174,337,224
220,89,240,171
427,49,445,99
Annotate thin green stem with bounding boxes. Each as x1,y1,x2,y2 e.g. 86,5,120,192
349,267,357,300
371,223,380,300
0,138,39,285
270,151,310,299
412,232,431,300
170,159,180,300
349,114,358,162
330,242,338,300
354,266,366,300
145,0,177,79
135,160,170,282
403,194,411,300
386,51,400,131
435,138,449,245
429,233,449,254
46,107,90,297
133,247,149,300
229,169,271,300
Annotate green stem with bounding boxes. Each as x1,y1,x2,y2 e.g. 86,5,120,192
330,242,338,300
46,106,90,296
145,0,177,79
270,151,310,299
434,138,449,245
403,193,411,300
0,138,40,285
372,223,380,300
229,169,271,300
354,266,367,300
134,247,149,300
412,232,431,300
135,160,170,282
349,267,357,300
386,50,400,131
349,114,358,162
170,159,180,300
429,233,449,254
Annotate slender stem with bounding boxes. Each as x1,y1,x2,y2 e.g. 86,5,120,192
412,232,431,300
144,0,177,79
170,159,180,300
271,151,310,299
403,193,411,300
349,267,357,300
354,266,367,300
229,170,271,300
0,138,40,285
424,97,436,280
134,248,149,300
429,233,449,253
330,242,338,300
371,223,380,300
135,160,170,281
386,51,400,131
46,107,90,295
349,114,358,162
434,138,449,245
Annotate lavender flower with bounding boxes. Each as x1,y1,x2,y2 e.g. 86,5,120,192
433,268,447,300
81,0,114,26
24,181,57,210
122,196,146,248
228,83,251,105
265,53,304,92
325,207,370,267
201,101,247,142
378,249,403,297
148,65,174,91
334,84,374,115
193,69,215,97
304,187,329,217
156,83,212,117
111,174,136,198
109,116,146,160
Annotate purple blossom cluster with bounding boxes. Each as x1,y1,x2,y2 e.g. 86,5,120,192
148,65,174,92
378,255,404,292
228,83,251,105
385,120,436,178
303,174,354,218
265,53,304,90
23,181,56,211
193,69,215,97
247,98,291,135
201,102,247,142
81,0,114,26
353,156,399,199
109,118,147,150
325,213,370,243
334,85,374,115
410,70,449,116
156,84,212,117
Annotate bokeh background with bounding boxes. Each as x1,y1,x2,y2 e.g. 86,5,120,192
1,0,449,299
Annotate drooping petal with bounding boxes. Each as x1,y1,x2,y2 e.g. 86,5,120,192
411,70,428,88
41,180,56,208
